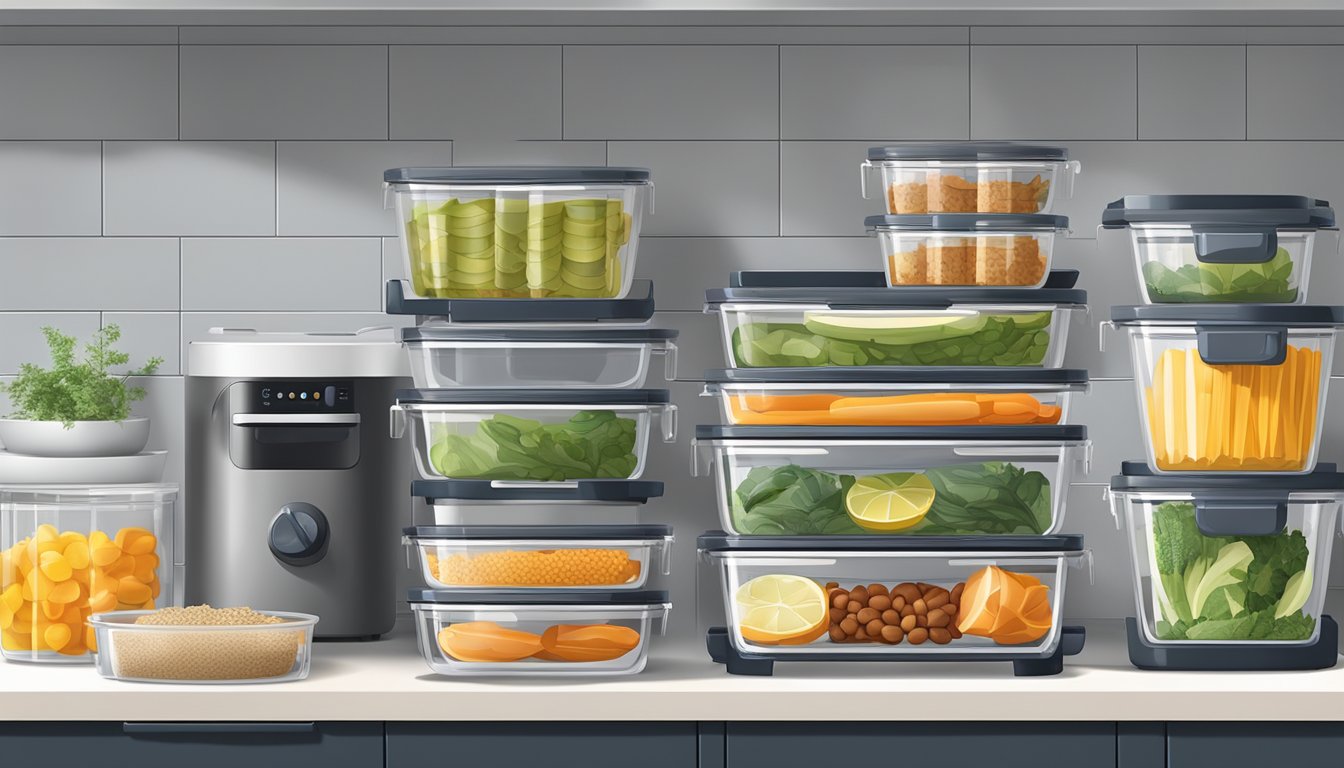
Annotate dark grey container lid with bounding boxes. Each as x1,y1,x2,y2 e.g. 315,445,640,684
1102,195,1335,229
1111,460,1344,491
695,424,1087,441
413,479,664,503
405,524,672,539
408,588,669,605
702,367,1089,385
865,213,1069,231
867,143,1068,162
698,530,1084,552
384,279,657,323
707,271,1086,307
385,166,652,184
397,388,670,405
1111,304,1344,325
402,325,677,343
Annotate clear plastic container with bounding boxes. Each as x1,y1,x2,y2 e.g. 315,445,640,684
703,368,1088,427
415,479,663,526
391,389,676,482
385,167,652,300
861,143,1080,215
700,533,1089,657
0,484,176,663
1108,462,1344,647
1107,305,1344,473
409,589,669,676
404,525,673,590
706,271,1086,370
692,425,1090,537
401,325,678,389
866,214,1069,288
89,610,317,684
1102,195,1336,305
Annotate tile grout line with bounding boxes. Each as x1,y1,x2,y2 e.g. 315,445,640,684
777,43,782,236
1244,44,1249,140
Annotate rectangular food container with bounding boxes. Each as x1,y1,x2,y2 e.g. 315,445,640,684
699,533,1089,661
861,143,1079,215
1,484,176,663
1107,305,1344,473
1108,462,1343,664
409,589,669,676
414,479,664,526
706,271,1087,370
866,214,1069,288
404,525,673,590
1102,195,1336,305
401,324,678,389
391,389,676,482
693,425,1089,537
385,167,652,300
88,610,317,684
703,368,1088,427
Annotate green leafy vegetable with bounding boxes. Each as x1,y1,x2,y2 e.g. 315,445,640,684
1142,247,1297,303
429,410,638,481
1,325,162,428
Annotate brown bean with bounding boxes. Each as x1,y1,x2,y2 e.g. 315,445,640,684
915,615,928,628
881,609,901,625
917,582,936,594
847,601,861,614
929,628,952,645
854,628,869,641
900,604,915,618
891,595,906,612
828,626,847,642
949,625,963,640
900,615,917,632
868,595,892,612
895,583,921,602
840,617,859,635
825,582,839,591
867,583,889,597
913,599,927,616
907,627,929,645
951,582,965,602
856,607,880,624
832,592,849,610
849,586,868,604
925,591,950,611
927,609,950,628
866,619,885,636
829,608,845,623
880,625,904,644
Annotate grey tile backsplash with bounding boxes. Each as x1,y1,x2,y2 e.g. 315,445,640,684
3,30,1344,644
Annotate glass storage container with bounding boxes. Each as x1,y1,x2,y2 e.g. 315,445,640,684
1102,195,1336,305
415,479,663,526
861,143,1080,215
866,214,1069,288
1,484,176,663
1107,305,1344,473
385,167,652,301
693,425,1089,537
409,589,669,676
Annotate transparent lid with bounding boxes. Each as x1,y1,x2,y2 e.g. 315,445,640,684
0,483,179,503
385,166,652,185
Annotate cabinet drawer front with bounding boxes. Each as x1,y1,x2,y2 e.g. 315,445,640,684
1169,723,1344,768
387,723,697,768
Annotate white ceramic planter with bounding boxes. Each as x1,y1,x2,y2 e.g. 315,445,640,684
0,417,151,458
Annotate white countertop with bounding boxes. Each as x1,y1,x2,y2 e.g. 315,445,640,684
1,620,1341,722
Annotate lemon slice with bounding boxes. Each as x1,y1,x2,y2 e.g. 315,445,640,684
845,472,936,531
734,574,829,646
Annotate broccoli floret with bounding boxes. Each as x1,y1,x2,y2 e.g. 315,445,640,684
1152,502,1203,575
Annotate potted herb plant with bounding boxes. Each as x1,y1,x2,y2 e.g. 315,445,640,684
0,325,162,457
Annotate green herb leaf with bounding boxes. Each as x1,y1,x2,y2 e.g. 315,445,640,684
0,325,162,427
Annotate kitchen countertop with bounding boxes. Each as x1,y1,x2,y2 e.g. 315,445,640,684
1,619,1342,722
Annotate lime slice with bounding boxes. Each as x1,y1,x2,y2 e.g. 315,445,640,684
845,472,936,531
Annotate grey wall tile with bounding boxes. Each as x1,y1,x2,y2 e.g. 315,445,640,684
780,140,884,236
0,142,101,235
104,141,276,236
564,46,779,139
1248,46,1344,139
276,141,453,236
0,238,179,311
179,312,408,374
181,25,970,46
103,312,182,376
971,45,1138,140
128,376,185,564
390,46,562,140
449,139,606,166
1070,379,1145,483
179,45,389,140
1061,483,1133,621
1138,46,1246,140
0,45,177,139
607,141,779,236
780,45,969,140
0,313,101,375
181,238,382,312
0,27,178,44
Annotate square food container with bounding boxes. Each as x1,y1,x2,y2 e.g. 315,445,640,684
414,479,664,526
866,214,1070,288
706,271,1087,370
692,425,1089,536
1107,305,1344,473
404,524,673,590
703,368,1088,427
385,167,652,300
1102,195,1336,305
699,532,1089,660
1,484,176,663
401,324,678,389
391,389,676,482
409,589,669,676
1108,462,1344,653
861,143,1080,215
89,610,318,684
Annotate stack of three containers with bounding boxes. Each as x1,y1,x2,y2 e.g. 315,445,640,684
383,168,677,676
695,144,1094,675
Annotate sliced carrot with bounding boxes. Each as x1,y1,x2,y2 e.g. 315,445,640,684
739,394,843,413
829,396,985,424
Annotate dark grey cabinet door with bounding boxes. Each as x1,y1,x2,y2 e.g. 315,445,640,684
0,722,382,768
727,723,1117,768
387,722,698,768
1169,723,1344,768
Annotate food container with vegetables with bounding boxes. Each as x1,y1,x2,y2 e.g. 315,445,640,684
1,484,176,663
385,167,652,301
401,324,678,389
1102,195,1336,305
698,532,1089,676
1107,305,1343,473
392,389,676,482
1108,462,1343,670
703,368,1088,427
706,271,1087,370
866,214,1069,288
861,143,1080,215
409,589,669,676
415,479,664,526
693,425,1089,536
404,525,673,590
89,606,317,684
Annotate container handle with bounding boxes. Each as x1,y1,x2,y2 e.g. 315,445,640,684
656,339,679,382
655,603,672,636
690,439,711,477
1102,487,1121,530
1197,327,1287,366
859,160,873,199
657,535,674,575
1193,497,1288,537
389,405,407,439
658,403,679,443
1098,320,1114,352
1191,223,1279,264
647,180,655,216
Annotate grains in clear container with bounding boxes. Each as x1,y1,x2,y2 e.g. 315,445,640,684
426,548,641,587
976,235,1046,286
977,175,1049,213
108,605,304,682
926,174,978,213
888,242,928,285
888,181,929,214
925,241,974,285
